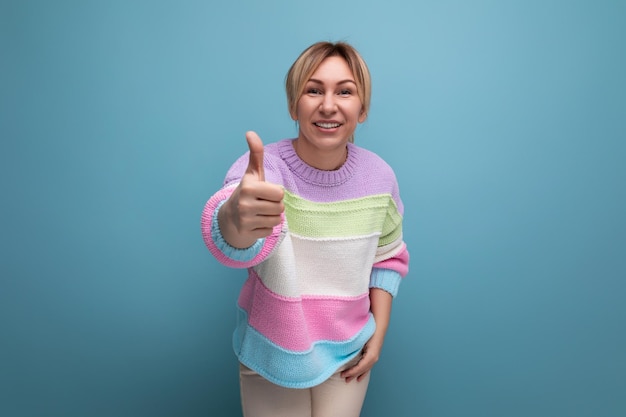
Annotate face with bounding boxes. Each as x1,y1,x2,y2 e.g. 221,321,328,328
291,56,366,169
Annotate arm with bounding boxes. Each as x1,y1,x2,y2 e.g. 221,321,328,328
340,196,409,382
341,288,393,383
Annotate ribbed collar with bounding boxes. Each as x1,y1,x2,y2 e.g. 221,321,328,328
277,139,358,186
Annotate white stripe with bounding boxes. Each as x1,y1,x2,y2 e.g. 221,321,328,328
254,234,380,297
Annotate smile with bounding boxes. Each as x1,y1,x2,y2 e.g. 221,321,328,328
314,122,342,129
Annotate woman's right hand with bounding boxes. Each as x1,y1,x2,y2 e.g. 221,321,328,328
217,131,285,249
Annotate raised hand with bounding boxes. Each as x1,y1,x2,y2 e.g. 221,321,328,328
218,131,285,249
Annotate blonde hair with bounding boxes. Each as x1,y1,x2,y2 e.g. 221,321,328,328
285,41,371,143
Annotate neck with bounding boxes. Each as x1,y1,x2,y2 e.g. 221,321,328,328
292,139,348,171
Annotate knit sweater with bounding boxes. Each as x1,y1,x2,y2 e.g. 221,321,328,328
201,139,409,389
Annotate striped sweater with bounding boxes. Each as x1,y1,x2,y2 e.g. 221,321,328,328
201,139,409,389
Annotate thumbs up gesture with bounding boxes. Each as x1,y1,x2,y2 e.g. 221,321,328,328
217,131,285,249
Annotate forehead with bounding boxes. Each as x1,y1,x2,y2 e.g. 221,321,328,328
309,56,354,82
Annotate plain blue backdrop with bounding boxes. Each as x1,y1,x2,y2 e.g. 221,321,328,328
2,0,625,416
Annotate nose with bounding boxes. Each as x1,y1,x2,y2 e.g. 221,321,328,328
319,93,337,114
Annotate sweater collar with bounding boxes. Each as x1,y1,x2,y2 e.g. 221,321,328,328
278,139,358,186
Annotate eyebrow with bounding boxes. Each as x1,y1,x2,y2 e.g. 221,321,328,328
308,78,357,85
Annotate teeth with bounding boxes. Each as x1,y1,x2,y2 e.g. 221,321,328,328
315,122,341,129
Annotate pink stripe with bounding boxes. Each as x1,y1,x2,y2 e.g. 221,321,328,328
238,270,371,351
201,187,284,268
374,244,410,277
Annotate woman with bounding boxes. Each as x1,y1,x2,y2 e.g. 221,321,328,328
201,41,410,417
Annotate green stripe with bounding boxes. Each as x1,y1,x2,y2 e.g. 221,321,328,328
283,191,402,243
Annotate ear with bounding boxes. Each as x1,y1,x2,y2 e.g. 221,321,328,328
358,108,367,123
289,105,298,121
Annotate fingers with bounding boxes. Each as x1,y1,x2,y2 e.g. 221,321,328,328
341,361,370,383
240,180,284,203
245,131,265,181
236,195,284,218
340,355,373,383
239,215,283,235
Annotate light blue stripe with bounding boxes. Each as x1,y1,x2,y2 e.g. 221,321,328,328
232,307,376,389
212,200,264,262
369,268,402,297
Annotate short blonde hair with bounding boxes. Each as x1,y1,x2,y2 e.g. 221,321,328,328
285,41,371,142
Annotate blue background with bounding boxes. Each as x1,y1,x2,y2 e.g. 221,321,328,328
2,0,625,416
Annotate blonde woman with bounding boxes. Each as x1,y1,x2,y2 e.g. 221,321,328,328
201,41,410,417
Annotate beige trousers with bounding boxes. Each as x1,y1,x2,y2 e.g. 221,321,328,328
239,357,370,417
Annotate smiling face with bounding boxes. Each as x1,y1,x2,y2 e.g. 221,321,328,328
290,56,367,170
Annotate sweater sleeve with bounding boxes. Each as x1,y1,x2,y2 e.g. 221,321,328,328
200,184,287,269
369,177,410,297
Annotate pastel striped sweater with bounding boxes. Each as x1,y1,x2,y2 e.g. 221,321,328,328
201,139,409,389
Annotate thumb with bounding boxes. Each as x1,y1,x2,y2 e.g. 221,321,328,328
245,131,265,181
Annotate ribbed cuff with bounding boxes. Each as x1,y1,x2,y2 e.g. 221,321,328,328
369,268,402,298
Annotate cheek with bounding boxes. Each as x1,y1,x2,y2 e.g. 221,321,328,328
350,103,366,123
294,99,315,121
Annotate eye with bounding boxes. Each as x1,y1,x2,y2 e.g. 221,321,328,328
307,88,323,95
338,89,353,96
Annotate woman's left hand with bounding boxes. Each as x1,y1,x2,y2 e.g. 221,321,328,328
340,334,384,383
